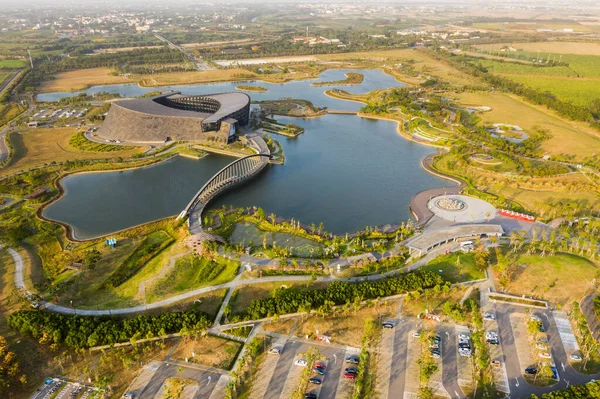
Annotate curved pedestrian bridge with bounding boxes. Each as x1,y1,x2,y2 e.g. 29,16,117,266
178,135,271,237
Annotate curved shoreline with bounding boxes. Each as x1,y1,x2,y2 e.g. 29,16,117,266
37,154,180,242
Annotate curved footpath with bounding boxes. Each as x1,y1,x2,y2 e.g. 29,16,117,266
7,239,451,316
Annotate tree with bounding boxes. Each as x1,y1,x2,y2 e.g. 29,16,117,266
0,336,26,391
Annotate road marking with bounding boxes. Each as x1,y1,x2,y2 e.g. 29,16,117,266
561,362,565,371
514,378,519,387
455,390,460,398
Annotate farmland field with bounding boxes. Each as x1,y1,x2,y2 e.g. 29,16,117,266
505,75,600,107
0,59,26,68
477,42,600,56
454,91,600,158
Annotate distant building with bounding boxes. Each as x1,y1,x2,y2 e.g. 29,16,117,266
99,91,250,144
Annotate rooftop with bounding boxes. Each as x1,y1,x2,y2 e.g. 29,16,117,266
113,91,250,124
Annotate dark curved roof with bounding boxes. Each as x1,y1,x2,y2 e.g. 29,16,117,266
113,91,250,123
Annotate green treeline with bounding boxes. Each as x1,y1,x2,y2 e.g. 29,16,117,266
243,270,444,319
527,380,600,398
7,309,209,349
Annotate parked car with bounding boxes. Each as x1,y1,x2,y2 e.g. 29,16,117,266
382,322,396,329
487,339,499,345
305,394,318,399
551,366,559,380
458,333,469,340
314,362,327,370
525,367,538,375
344,372,357,379
346,355,360,364
483,312,496,320
491,360,502,367
269,347,282,355
539,352,552,359
295,359,308,367
412,331,421,338
345,367,357,374
313,367,326,375
309,377,322,385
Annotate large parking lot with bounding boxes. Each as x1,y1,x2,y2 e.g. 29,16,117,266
29,379,98,399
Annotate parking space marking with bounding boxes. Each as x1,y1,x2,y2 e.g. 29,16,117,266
375,328,396,399
552,311,580,354
510,313,536,370
207,375,229,399
249,345,285,398
403,331,422,399
333,354,354,399
429,334,450,399
483,315,509,394
278,352,308,399
455,325,474,391
123,360,162,398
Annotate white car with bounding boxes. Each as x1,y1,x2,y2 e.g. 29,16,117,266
570,354,582,361
295,359,308,367
268,347,282,355
486,331,498,339
412,331,421,338
458,333,469,340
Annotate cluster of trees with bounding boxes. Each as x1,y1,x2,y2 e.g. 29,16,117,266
242,270,443,319
0,336,26,391
526,380,600,398
7,309,209,349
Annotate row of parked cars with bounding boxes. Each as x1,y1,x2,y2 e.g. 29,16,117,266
458,333,472,357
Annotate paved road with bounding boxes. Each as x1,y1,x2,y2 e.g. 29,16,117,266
388,318,411,398
494,303,600,398
264,341,302,399
138,362,220,399
439,324,466,399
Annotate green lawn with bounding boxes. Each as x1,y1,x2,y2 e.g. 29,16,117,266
422,252,485,283
501,251,599,305
0,59,26,68
146,255,239,302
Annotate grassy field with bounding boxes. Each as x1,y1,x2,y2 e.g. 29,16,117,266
38,67,137,92
0,103,25,126
421,252,485,283
317,48,478,86
1,127,145,177
105,230,174,287
146,255,239,302
496,186,599,215
0,59,26,68
505,75,600,107
171,335,242,370
296,303,395,347
500,252,599,305
478,42,600,56
453,91,600,159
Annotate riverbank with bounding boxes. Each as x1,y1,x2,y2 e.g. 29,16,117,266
235,85,267,92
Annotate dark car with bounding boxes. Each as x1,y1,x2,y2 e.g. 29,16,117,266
525,367,538,375
309,377,322,385
305,394,318,399
382,322,396,329
551,367,558,380
346,355,360,364
487,339,499,345
539,326,546,333
458,343,470,349
345,367,358,374
313,367,326,375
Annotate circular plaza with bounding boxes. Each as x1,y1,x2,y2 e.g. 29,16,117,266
428,194,497,223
